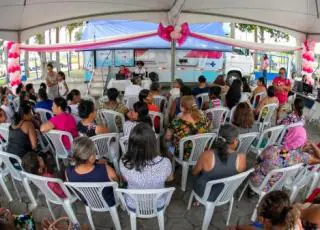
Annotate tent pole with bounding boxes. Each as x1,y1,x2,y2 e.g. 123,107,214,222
171,41,176,82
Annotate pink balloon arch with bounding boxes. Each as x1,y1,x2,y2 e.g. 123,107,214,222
3,41,21,90
302,39,316,84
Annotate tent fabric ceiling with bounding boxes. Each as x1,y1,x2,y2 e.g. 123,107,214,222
1,0,319,42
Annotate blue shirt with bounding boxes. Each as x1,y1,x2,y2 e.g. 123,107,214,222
35,100,53,111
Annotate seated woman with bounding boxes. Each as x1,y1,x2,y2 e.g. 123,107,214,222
252,77,267,99
25,83,37,102
212,74,229,94
299,185,320,229
204,86,221,110
120,123,172,210
40,97,78,150
169,78,184,98
1,95,14,123
255,86,279,117
250,129,320,190
139,89,160,112
77,100,108,137
123,101,152,136
233,102,257,134
192,124,246,202
149,82,161,97
35,88,53,111
279,97,305,125
166,96,210,160
65,137,118,207
118,65,131,79
22,151,66,198
66,89,81,120
241,77,252,102
225,79,242,110
229,191,301,230
7,102,37,159
169,85,192,121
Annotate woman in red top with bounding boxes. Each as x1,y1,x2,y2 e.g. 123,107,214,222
139,89,160,132
118,65,131,79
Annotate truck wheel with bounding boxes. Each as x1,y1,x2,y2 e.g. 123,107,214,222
227,71,241,85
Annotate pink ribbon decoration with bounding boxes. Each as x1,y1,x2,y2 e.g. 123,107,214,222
177,23,190,46
157,23,174,42
157,23,190,46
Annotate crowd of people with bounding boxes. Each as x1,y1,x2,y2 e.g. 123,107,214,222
0,63,319,229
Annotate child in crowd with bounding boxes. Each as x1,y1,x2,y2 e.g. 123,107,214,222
1,96,14,123
58,71,69,98
204,86,221,110
22,151,66,198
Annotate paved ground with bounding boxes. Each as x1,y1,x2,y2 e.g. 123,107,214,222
0,123,319,230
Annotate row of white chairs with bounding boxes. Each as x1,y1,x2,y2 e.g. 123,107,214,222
0,148,257,230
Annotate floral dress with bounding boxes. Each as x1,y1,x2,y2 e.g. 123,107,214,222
250,145,310,191
169,114,210,160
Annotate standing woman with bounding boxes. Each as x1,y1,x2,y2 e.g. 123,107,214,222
261,54,269,84
45,63,59,100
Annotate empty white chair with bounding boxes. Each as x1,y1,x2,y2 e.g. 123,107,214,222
149,111,164,135
0,123,10,150
173,133,215,191
90,133,120,174
116,187,175,230
205,107,229,133
285,164,320,202
123,96,139,110
250,125,285,156
196,93,209,110
187,169,254,229
238,163,303,221
0,151,37,209
45,130,73,170
237,132,260,154
98,109,125,134
251,92,266,108
255,103,278,131
21,172,78,224
35,108,54,123
65,182,121,230
119,135,129,154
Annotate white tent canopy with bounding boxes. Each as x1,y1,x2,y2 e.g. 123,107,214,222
1,0,320,42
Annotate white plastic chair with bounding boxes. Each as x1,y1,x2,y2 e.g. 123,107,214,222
21,172,78,224
187,169,254,229
123,96,139,110
65,182,121,230
98,109,125,134
0,123,10,150
250,125,285,156
152,96,168,113
116,187,175,230
90,133,120,174
205,107,229,133
238,163,303,221
284,164,320,202
237,132,260,154
35,108,54,123
255,103,278,131
119,135,129,154
0,151,37,209
149,111,164,135
173,133,215,191
83,95,96,104
99,96,109,107
196,93,209,110
44,130,74,170
251,92,266,108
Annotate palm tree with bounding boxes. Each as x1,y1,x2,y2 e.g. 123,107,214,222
35,32,46,79
66,23,82,71
74,31,83,69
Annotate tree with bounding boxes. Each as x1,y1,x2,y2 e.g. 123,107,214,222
35,32,47,79
66,23,82,71
74,30,83,69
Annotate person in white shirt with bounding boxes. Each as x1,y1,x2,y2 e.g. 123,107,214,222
0,96,14,123
124,77,142,97
133,61,146,77
67,89,81,121
58,71,69,98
